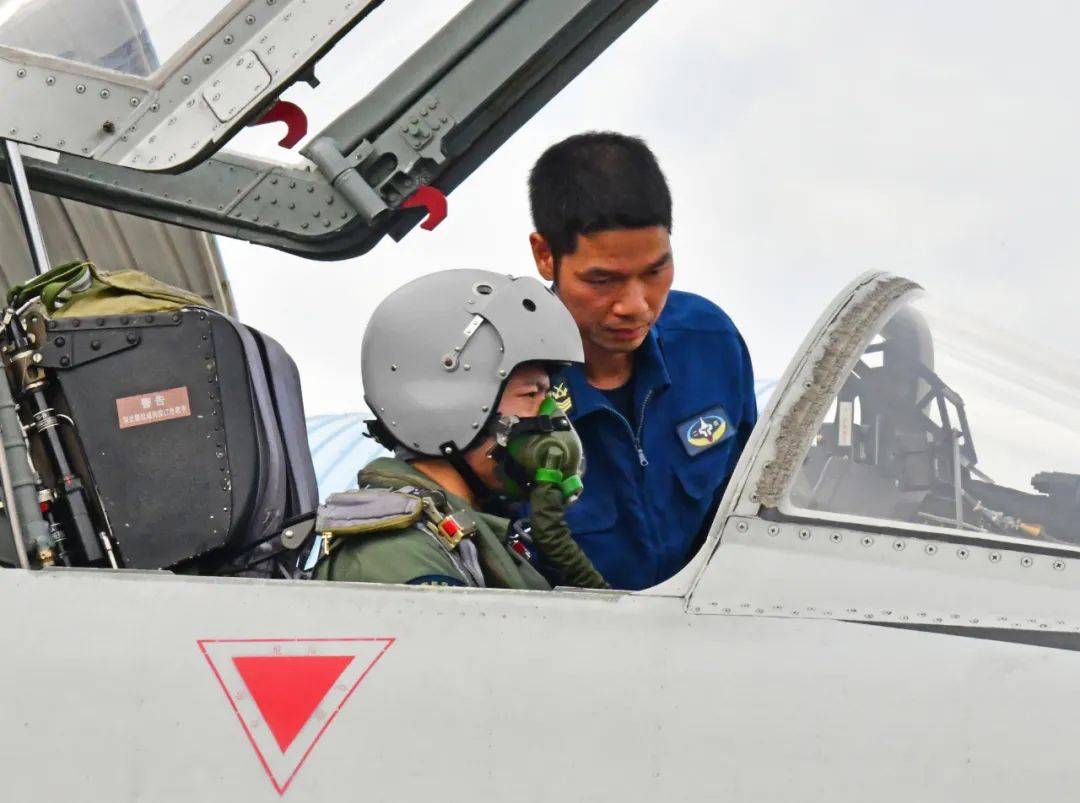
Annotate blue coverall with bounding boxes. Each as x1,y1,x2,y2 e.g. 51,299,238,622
553,290,757,591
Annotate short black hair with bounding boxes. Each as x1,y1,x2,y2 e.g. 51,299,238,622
528,131,673,263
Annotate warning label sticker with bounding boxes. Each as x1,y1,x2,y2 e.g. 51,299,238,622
198,637,394,795
116,386,191,430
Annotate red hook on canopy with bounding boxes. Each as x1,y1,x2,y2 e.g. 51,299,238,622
401,185,448,231
249,100,308,149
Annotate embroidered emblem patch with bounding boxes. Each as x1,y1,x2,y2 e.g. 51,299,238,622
552,381,573,413
678,406,734,456
407,575,466,587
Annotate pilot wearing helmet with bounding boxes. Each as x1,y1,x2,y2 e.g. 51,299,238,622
313,269,607,590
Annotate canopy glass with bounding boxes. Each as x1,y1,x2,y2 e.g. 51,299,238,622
0,0,235,77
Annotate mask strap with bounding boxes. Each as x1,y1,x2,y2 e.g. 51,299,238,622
439,441,502,508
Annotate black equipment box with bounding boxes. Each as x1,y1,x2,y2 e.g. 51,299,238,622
23,307,317,570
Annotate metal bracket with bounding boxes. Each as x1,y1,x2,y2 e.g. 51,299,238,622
36,312,184,333
33,312,185,369
30,311,183,368
38,331,140,370
347,93,456,212
280,517,317,550
304,136,388,226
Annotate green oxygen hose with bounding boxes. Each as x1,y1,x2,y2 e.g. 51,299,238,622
527,481,609,590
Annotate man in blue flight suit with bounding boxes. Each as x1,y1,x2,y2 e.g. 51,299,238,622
527,131,757,590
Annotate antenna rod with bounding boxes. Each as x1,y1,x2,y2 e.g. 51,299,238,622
3,140,50,275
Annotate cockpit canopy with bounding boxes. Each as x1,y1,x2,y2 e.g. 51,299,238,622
0,0,380,170
0,0,229,78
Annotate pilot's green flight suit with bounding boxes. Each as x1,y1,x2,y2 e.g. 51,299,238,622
313,457,551,590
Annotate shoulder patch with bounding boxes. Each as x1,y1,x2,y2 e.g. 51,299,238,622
677,405,735,456
551,381,573,413
406,574,467,587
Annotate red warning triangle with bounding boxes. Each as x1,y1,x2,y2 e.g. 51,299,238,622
199,638,394,795
233,655,355,752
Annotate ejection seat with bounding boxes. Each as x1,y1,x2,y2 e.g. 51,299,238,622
0,274,318,575
791,307,939,522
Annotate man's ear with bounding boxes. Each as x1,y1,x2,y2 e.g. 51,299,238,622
529,232,556,283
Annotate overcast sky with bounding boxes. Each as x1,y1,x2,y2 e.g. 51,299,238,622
219,0,1080,488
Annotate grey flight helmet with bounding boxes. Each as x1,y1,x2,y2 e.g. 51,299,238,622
362,269,584,456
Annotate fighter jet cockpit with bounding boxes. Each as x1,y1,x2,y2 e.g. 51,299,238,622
790,298,1080,546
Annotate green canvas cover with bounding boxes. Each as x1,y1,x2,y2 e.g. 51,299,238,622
8,260,206,318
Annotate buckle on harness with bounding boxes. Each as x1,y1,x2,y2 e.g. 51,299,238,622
438,515,466,548
421,497,476,550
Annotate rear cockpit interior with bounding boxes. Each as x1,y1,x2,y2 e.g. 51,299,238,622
790,300,1080,546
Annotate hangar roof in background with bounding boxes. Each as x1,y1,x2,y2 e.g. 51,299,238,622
0,187,235,313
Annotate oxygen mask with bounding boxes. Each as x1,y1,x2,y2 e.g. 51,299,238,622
491,396,585,502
